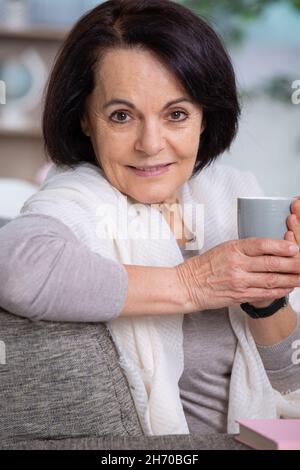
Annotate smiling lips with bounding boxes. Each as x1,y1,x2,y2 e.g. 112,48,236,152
128,163,173,177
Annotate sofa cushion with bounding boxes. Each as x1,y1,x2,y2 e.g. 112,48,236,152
0,434,249,450
0,308,144,443
0,218,10,229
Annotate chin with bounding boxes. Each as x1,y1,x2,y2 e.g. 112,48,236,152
127,193,163,205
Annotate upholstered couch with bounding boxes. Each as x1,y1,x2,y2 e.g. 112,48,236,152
0,218,247,450
0,218,10,229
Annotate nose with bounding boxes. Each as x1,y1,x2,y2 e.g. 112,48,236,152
134,120,165,156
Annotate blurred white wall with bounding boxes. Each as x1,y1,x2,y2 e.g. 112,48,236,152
0,178,37,218
221,94,300,197
220,2,300,197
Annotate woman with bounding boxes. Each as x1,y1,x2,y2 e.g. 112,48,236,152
1,0,300,435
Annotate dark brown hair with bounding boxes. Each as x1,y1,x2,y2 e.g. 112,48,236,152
43,0,240,175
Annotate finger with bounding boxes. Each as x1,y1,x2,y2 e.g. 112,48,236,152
291,198,300,215
284,230,295,243
239,237,299,258
287,215,300,256
236,287,294,304
244,253,300,274
243,272,300,290
287,213,300,229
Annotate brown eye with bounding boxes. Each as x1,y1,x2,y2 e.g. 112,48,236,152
110,111,131,123
170,111,188,121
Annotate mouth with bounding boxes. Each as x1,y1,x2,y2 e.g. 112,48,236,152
127,163,174,177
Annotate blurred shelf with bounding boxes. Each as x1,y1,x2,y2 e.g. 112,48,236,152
0,125,42,139
0,25,68,41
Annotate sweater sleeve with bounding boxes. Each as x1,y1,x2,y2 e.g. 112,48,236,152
256,313,300,394
0,214,128,322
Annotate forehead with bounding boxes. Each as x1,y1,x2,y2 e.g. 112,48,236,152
93,48,189,102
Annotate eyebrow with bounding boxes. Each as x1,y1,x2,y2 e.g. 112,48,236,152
103,97,193,111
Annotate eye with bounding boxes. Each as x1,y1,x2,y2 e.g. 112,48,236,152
109,109,189,124
169,110,188,122
110,110,131,124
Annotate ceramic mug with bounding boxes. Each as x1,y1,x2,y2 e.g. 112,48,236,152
238,197,298,240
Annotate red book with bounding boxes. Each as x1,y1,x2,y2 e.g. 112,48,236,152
235,419,300,450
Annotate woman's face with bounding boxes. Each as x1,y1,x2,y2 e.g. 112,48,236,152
81,48,204,205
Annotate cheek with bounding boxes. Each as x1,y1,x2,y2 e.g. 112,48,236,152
176,137,199,163
99,156,128,174
93,130,129,167
173,123,201,150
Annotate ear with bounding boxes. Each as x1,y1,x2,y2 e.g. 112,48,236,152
81,115,90,137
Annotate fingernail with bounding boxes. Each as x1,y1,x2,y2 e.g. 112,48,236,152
289,244,299,253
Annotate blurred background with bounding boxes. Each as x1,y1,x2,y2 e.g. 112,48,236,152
0,0,299,218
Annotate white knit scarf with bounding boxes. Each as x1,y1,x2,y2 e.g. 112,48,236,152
20,162,300,435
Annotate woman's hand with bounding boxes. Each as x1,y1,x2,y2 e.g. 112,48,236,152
251,197,300,308
175,237,300,312
286,197,300,251
246,200,300,345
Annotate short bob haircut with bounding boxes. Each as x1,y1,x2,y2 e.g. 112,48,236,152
43,0,240,176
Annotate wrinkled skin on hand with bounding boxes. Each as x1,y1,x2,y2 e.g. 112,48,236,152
176,229,300,312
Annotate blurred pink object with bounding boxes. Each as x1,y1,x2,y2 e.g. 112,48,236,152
35,163,52,185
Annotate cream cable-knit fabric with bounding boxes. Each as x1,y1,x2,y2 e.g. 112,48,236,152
20,161,300,435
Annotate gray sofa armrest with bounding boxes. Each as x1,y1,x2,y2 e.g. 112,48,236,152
0,308,144,444
0,306,250,450
0,218,11,229
0,434,249,450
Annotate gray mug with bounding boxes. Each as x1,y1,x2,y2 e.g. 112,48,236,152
238,197,297,240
